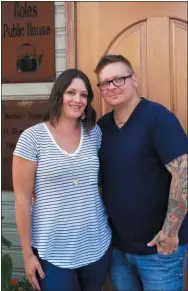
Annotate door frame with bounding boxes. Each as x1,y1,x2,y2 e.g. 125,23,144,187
65,2,76,68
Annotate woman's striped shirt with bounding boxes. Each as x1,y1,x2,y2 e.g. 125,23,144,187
13,122,111,269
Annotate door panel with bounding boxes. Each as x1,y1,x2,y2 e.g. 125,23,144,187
147,17,171,108
170,19,187,132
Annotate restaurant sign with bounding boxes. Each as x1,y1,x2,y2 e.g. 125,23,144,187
2,1,55,83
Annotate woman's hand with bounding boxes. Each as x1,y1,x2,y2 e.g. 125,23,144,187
23,253,45,291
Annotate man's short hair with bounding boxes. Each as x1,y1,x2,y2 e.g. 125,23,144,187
94,54,134,75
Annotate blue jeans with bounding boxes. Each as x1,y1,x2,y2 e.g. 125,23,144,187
109,244,187,291
33,245,112,291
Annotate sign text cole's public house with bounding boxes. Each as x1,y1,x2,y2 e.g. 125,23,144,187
2,1,55,83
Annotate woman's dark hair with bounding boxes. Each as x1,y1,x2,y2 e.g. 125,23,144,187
43,69,96,132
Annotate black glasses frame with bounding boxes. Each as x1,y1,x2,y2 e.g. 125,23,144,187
97,74,134,91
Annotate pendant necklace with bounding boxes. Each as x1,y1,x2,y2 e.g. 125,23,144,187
73,177,79,186
70,122,83,186
69,156,79,186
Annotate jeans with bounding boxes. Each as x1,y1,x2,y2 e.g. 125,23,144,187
109,244,187,291
33,245,112,291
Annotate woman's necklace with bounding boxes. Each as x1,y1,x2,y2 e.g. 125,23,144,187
46,120,82,187
50,121,82,187
73,177,79,186
115,97,141,128
71,156,80,186
71,124,82,187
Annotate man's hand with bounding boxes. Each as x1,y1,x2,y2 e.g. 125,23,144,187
148,154,188,255
147,230,179,255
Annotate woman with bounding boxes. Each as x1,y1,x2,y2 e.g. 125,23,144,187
12,69,112,291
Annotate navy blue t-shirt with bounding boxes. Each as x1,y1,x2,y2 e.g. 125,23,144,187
98,97,188,255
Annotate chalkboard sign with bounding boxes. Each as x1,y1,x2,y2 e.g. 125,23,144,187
2,100,48,190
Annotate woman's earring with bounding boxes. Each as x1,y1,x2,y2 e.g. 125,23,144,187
81,112,86,120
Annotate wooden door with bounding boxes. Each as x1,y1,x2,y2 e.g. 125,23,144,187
76,2,187,133
76,2,187,290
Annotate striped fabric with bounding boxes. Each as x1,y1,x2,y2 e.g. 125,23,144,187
13,122,111,269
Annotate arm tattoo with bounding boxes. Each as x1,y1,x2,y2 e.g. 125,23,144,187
163,154,188,237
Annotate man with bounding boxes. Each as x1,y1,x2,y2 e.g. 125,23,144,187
95,55,188,291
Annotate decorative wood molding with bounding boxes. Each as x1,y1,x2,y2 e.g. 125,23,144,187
65,2,77,68
104,18,148,55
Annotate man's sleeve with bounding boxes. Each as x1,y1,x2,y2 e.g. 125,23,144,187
152,106,188,165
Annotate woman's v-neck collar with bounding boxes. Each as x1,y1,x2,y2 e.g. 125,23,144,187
43,121,83,157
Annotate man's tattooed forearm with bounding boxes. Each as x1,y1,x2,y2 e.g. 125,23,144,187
163,154,188,236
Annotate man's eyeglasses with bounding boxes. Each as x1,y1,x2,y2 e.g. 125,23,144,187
97,74,133,91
